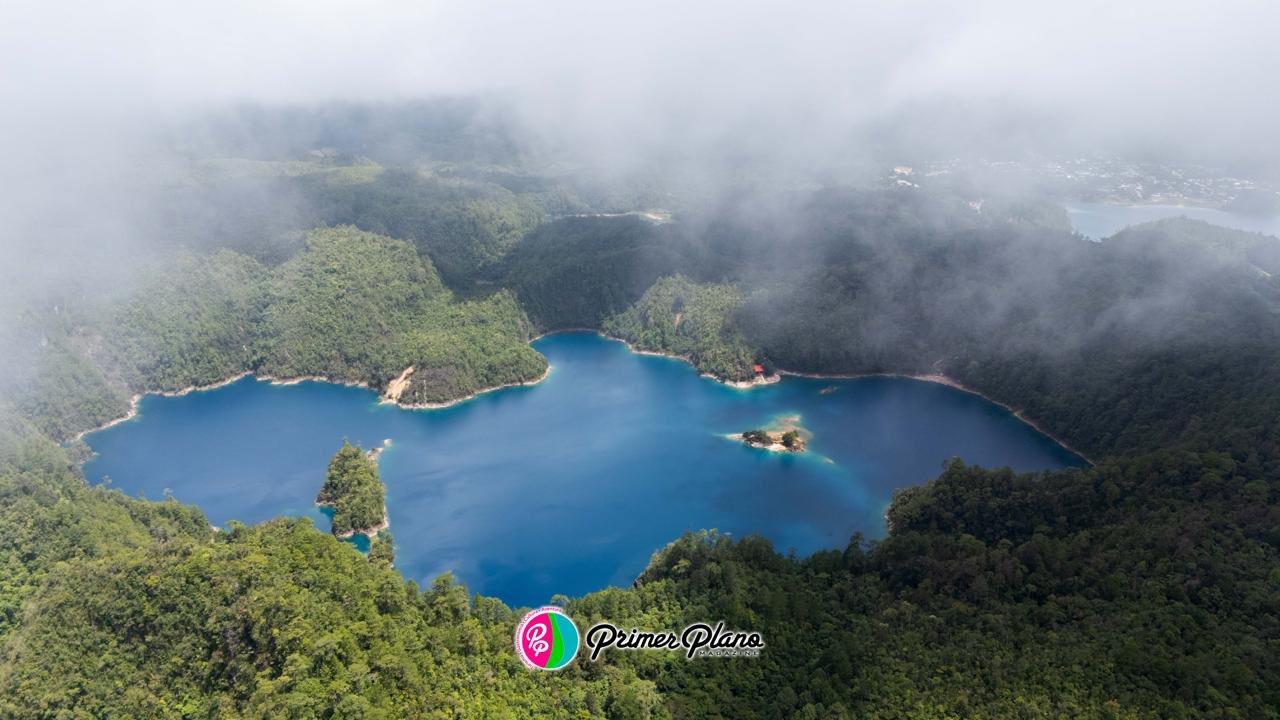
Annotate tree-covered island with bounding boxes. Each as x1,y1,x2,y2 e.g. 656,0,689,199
739,417,808,452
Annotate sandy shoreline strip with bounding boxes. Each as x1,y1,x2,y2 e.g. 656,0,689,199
717,374,781,389
392,364,553,409
73,403,142,442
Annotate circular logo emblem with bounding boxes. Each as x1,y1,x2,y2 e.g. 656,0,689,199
515,606,579,670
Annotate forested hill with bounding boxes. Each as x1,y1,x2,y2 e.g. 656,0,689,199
3,226,545,441
585,195,1280,468
0,135,1278,717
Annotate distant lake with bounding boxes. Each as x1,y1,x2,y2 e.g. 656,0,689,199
1066,201,1280,239
82,332,1083,607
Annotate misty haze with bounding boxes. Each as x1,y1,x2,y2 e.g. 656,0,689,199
0,2,1277,718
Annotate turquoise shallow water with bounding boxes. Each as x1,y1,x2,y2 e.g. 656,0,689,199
82,332,1083,607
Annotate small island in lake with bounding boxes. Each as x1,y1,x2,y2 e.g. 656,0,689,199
317,440,391,541
737,415,810,453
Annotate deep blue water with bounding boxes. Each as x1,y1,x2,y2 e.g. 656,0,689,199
82,332,1083,607
1066,201,1280,240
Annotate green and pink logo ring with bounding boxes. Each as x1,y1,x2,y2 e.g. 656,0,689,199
515,606,580,671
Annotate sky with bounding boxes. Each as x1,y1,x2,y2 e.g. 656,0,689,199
2,0,1278,163
1,0,1278,296
2,0,1279,422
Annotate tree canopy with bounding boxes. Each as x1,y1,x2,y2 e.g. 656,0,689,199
1,155,1278,716
317,441,386,536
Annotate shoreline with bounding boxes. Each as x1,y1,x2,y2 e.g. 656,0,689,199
72,361,554,443
319,502,390,540
730,433,803,454
547,329,781,389
391,364,553,409
778,369,1093,464
73,402,142,442
729,413,810,454
332,516,390,540
73,371,371,443
728,434,807,455
72,371,255,442
75,328,1091,466
544,330,1092,465
716,373,781,389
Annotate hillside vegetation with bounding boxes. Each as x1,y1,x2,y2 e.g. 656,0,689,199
595,194,1280,470
6,226,546,441
299,169,547,286
603,275,758,381
496,217,688,329
0,435,1273,718
1,136,1278,718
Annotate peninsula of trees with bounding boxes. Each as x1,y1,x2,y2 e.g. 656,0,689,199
316,440,387,537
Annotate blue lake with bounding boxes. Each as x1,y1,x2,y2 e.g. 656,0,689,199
82,332,1084,607
1066,201,1280,240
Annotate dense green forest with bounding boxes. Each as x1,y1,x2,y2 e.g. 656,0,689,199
0,434,209,646
3,226,545,441
296,168,548,286
593,193,1280,470
317,441,387,537
495,217,689,329
603,275,758,381
1,122,1278,717
1,433,1273,717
